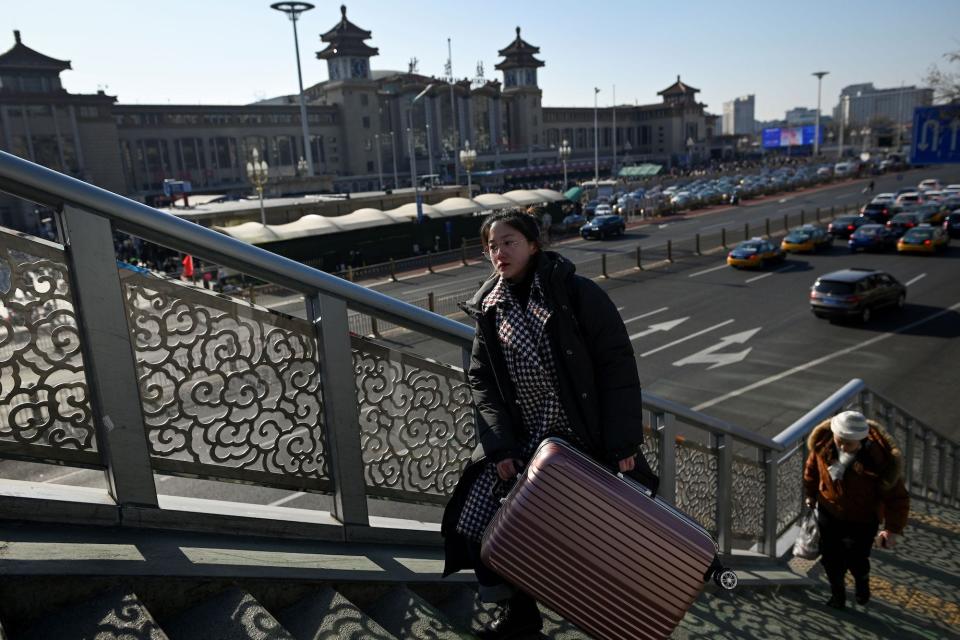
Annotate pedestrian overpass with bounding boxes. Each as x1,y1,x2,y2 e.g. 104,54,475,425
0,149,956,639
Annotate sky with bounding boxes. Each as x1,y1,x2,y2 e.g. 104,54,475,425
6,0,960,121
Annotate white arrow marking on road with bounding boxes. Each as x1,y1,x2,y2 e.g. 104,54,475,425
640,319,735,358
672,327,762,370
629,317,689,341
623,306,668,324
659,224,670,229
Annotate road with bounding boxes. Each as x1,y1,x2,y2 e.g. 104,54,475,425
4,166,959,523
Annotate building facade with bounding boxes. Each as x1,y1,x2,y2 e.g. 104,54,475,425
1,5,721,229
721,95,755,136
832,83,933,127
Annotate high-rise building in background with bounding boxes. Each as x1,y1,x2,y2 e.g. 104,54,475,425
832,83,933,126
785,107,818,127
722,95,755,135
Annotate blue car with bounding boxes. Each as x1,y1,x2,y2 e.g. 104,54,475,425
580,215,626,240
848,224,898,252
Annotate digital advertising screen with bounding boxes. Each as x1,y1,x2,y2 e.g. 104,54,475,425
762,126,822,148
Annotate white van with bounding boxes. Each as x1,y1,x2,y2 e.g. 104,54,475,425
834,162,855,177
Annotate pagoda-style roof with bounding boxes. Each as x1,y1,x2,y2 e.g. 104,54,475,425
495,27,544,71
658,75,699,96
316,5,378,60
0,31,71,72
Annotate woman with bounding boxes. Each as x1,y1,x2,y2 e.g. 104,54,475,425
803,410,909,610
442,210,655,639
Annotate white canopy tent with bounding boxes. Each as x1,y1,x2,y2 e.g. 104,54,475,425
432,197,486,217
383,202,440,222
533,188,568,203
502,190,547,206
330,208,397,231
473,193,516,210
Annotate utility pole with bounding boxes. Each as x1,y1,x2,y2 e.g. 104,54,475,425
594,87,601,185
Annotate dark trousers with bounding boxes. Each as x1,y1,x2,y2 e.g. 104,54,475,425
818,507,879,588
467,539,517,603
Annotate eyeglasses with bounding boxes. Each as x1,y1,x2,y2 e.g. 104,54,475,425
482,239,522,257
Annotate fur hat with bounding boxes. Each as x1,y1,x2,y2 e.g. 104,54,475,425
830,411,870,440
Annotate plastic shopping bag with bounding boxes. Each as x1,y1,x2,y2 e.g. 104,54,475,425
792,506,820,560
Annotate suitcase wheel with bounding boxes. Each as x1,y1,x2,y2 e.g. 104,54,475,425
714,569,738,591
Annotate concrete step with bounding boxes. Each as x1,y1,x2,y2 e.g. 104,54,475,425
17,588,169,640
362,585,474,639
422,583,594,640
161,587,294,640
273,586,397,640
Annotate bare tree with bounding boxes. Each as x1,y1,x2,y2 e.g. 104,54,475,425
925,49,960,104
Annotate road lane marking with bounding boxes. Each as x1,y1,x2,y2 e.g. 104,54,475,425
692,301,960,411
701,222,728,232
640,319,735,358
906,273,927,287
673,327,761,369
623,307,668,324
745,264,794,284
629,317,689,341
42,469,91,484
268,491,306,507
688,263,729,278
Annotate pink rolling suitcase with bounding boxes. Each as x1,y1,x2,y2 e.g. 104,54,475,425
481,438,736,640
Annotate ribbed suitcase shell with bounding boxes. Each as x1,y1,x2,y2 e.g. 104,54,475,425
481,438,717,640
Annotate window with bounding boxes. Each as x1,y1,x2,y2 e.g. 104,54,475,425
275,136,295,166
32,135,62,172
211,137,238,170
360,93,369,107
362,116,370,129
177,138,205,171
79,106,99,118
367,161,374,172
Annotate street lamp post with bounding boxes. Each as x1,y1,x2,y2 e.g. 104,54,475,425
407,84,434,191
812,71,829,157
838,94,850,159
593,87,600,186
460,140,477,195
271,2,316,176
389,130,399,189
558,139,571,189
246,148,269,225
374,133,384,190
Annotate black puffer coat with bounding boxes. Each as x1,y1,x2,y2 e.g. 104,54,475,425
441,250,648,577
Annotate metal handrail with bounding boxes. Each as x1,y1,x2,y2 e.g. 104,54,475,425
772,378,865,447
644,393,778,450
0,151,473,347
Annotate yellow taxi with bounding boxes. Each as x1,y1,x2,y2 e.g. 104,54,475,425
727,238,786,268
780,224,833,253
897,225,950,254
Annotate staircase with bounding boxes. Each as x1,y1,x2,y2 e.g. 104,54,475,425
0,151,957,639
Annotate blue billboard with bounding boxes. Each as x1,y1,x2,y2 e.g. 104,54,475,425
911,105,960,164
762,126,822,149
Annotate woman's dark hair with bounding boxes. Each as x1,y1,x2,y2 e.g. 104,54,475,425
479,209,541,250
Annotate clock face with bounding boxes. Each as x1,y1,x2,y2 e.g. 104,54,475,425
351,58,367,79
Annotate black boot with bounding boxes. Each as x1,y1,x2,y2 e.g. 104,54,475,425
477,592,543,639
825,580,846,609
854,574,870,605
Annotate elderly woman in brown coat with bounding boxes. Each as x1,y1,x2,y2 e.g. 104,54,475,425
803,411,909,609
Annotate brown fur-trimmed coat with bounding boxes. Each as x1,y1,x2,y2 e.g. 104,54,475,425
803,418,909,533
